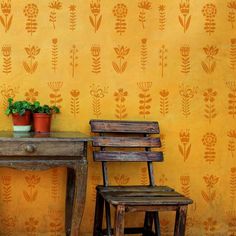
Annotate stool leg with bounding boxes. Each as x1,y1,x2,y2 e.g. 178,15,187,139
143,212,154,235
105,201,112,236
174,205,188,236
93,192,104,236
153,212,161,236
114,205,125,236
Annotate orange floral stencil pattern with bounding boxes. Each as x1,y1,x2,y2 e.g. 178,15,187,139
202,3,217,35
201,174,219,204
230,167,236,200
114,174,130,185
201,45,218,74
203,88,217,123
137,82,152,118
226,81,236,118
159,89,169,116
48,81,63,109
203,217,217,235
112,45,130,74
159,173,168,186
70,45,78,78
158,4,166,31
178,129,191,162
70,89,80,117
91,175,101,201
138,0,151,29
49,0,62,29
0,0,13,32
230,38,236,70
180,176,190,197
23,45,40,74
91,45,101,74
48,209,63,235
51,38,58,72
179,84,197,118
51,168,59,201
226,211,236,235
113,3,127,35
0,215,16,236
179,0,191,33
140,38,148,71
0,84,18,108
23,174,40,203
228,1,236,29
25,88,38,102
24,3,38,35
202,132,217,163
228,130,236,157
90,84,108,118
89,0,102,33
159,45,167,77
180,45,190,74
25,217,39,236
114,88,128,119
1,175,12,203
140,167,148,185
160,219,172,235
2,45,11,74
69,4,77,31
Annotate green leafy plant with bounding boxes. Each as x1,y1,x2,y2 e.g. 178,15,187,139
5,98,32,116
31,101,60,114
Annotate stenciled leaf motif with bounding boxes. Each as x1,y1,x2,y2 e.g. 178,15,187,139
32,191,38,201
178,145,184,155
201,190,209,202
23,61,31,73
32,62,38,73
186,16,191,30
178,16,184,27
121,61,127,72
112,61,120,73
201,61,209,73
186,144,191,159
89,16,95,27
97,15,102,30
7,16,13,31
210,190,216,201
211,61,216,72
0,16,5,27
23,190,30,202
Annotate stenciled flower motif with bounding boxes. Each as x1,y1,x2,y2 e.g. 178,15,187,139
179,130,190,145
113,3,127,18
25,217,39,232
90,0,100,16
114,46,130,59
179,0,190,17
25,46,40,59
202,132,217,147
70,89,80,97
24,3,38,18
2,45,11,57
228,130,236,138
1,0,11,16
203,45,219,59
203,88,217,102
25,88,38,102
91,45,100,57
203,175,219,189
202,3,217,17
180,46,190,57
203,217,217,231
160,89,169,97
25,174,40,188
114,88,128,102
138,0,151,10
228,1,236,9
49,0,62,10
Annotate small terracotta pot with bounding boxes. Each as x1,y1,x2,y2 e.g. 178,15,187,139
33,113,51,133
12,111,31,126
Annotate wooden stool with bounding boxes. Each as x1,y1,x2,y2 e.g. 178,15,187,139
90,120,193,236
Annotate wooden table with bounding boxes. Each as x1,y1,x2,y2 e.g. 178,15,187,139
0,132,90,236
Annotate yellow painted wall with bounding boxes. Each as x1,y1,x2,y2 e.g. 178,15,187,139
0,0,235,235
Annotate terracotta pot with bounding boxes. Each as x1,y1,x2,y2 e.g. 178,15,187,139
12,111,31,125
33,113,51,133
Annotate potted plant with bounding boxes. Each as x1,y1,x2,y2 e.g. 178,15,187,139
32,101,60,132
5,98,32,132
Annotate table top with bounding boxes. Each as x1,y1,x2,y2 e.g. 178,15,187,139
0,131,91,141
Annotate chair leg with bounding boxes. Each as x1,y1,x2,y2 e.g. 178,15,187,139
114,204,125,236
105,201,112,236
174,205,188,236
143,212,154,235
93,192,104,236
153,212,161,236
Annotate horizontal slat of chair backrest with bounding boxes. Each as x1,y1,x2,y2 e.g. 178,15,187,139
92,137,161,148
93,151,163,162
90,120,159,134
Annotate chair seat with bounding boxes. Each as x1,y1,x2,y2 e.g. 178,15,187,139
97,185,193,206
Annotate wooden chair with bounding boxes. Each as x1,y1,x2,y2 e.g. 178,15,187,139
90,120,193,236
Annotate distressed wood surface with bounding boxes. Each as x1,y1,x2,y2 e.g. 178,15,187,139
93,151,163,162
90,120,159,134
0,132,89,236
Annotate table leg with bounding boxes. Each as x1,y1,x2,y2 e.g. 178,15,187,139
114,204,125,236
174,205,187,236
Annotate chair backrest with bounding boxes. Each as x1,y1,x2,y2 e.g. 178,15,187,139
90,120,163,187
